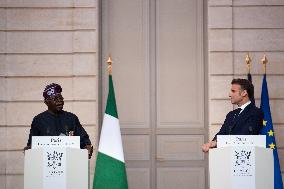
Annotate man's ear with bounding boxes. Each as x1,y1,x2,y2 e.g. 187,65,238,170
241,90,248,97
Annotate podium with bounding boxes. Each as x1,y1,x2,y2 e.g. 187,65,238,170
24,136,88,189
209,135,273,189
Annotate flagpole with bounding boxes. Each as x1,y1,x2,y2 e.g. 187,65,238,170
93,55,128,189
261,54,268,75
107,56,113,75
245,53,252,74
245,53,255,104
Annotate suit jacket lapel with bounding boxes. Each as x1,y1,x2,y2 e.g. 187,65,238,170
231,103,253,130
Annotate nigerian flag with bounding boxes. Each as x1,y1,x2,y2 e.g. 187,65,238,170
93,75,128,189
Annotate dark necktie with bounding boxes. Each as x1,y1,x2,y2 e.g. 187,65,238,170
234,108,242,119
229,108,242,134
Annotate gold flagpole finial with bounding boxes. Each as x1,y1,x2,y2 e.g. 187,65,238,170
107,56,113,75
245,53,252,73
261,54,268,74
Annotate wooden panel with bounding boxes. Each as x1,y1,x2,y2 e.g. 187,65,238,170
157,135,204,160
127,168,150,189
102,0,149,128
122,135,150,160
157,0,204,128
157,167,205,189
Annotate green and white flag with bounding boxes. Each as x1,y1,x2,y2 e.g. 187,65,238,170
93,75,128,189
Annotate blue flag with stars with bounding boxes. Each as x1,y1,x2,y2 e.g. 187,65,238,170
260,74,283,189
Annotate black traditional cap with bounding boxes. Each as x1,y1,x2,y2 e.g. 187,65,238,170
43,83,62,99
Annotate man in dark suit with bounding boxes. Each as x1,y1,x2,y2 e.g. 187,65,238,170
202,78,263,153
24,83,93,158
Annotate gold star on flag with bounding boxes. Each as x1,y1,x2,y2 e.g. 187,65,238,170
263,120,267,126
267,130,274,136
269,143,276,149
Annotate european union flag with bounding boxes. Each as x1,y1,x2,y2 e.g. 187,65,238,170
260,74,283,189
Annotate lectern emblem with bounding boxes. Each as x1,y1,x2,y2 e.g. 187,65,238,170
45,150,65,177
233,150,253,176
47,150,63,169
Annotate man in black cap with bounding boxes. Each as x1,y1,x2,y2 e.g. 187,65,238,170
24,83,93,159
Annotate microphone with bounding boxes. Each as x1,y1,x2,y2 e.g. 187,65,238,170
65,125,69,136
248,126,253,135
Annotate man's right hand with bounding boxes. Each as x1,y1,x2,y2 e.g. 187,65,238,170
23,146,31,154
23,146,31,151
202,140,217,153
